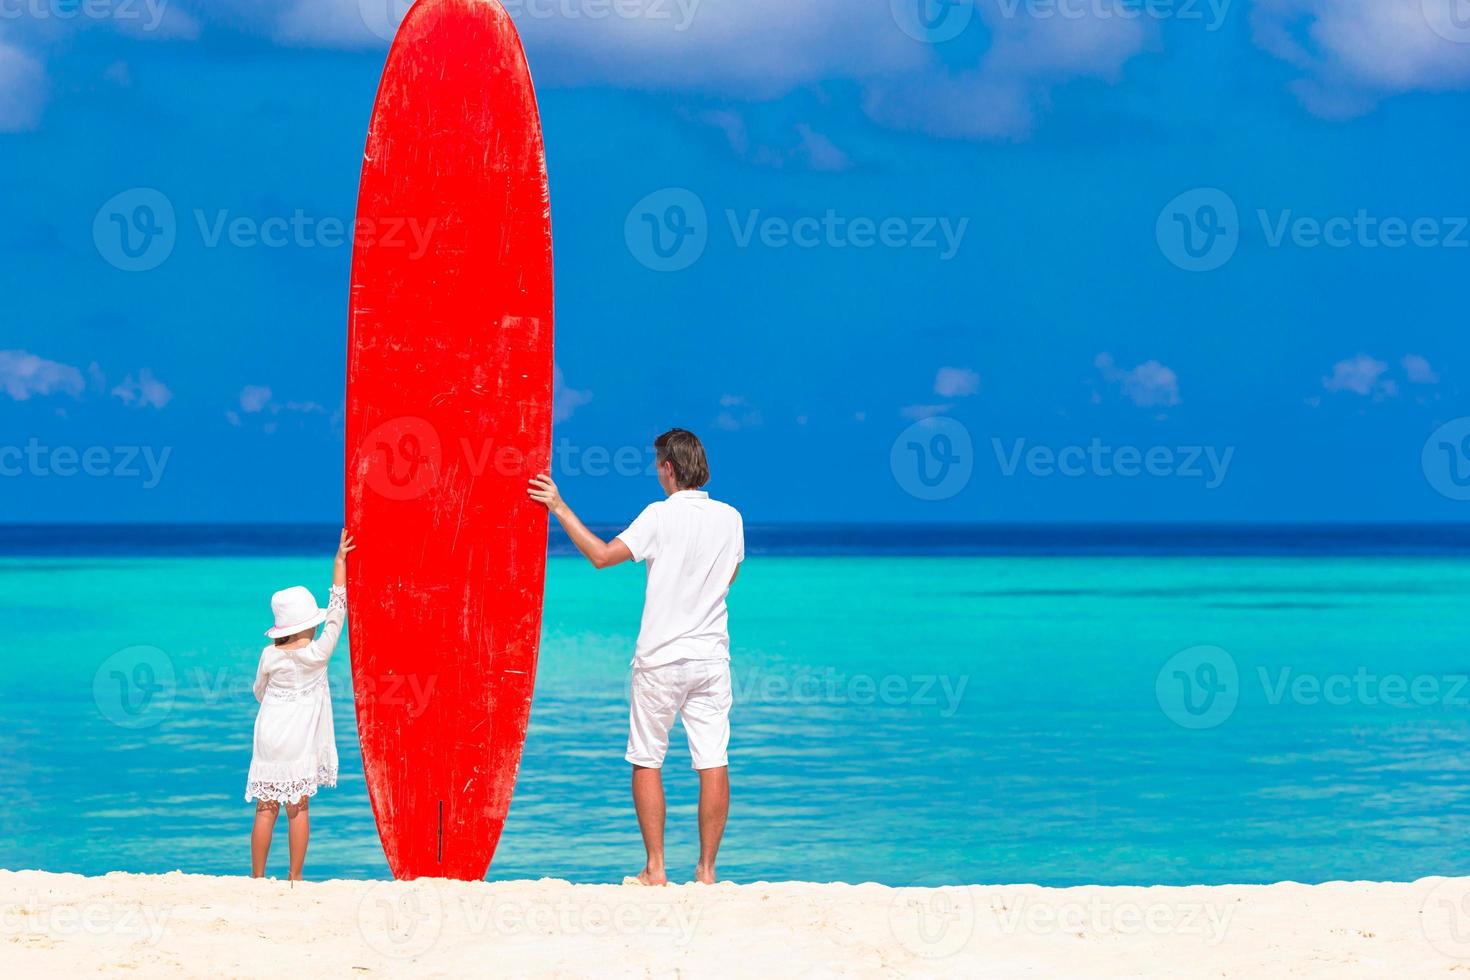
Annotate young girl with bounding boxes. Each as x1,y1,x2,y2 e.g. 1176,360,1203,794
246,529,355,880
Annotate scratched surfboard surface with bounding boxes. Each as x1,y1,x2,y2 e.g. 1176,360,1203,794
345,0,552,881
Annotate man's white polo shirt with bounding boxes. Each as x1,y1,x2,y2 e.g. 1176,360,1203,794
615,490,744,668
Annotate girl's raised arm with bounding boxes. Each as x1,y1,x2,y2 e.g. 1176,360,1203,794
301,530,355,667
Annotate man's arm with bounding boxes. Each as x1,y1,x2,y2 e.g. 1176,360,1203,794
528,473,633,570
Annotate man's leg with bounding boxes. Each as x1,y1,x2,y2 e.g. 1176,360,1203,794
626,665,677,885
631,766,667,885
683,662,733,884
695,765,729,884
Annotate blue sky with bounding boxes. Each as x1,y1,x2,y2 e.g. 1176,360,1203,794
3,0,1470,523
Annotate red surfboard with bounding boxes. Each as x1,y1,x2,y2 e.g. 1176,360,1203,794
344,0,553,881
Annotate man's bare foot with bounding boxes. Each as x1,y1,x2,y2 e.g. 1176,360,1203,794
694,863,716,884
626,865,668,886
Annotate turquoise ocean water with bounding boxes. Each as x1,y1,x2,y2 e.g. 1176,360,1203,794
4,526,1470,886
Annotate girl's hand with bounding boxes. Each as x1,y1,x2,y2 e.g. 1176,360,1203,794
335,529,357,565
527,473,565,516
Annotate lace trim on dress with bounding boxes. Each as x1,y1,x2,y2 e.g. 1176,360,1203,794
245,764,339,804
327,585,346,612
261,676,328,703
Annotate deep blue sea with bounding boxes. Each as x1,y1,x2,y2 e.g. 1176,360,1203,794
4,524,1470,886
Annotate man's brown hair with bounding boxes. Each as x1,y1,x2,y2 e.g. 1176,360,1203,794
654,428,710,490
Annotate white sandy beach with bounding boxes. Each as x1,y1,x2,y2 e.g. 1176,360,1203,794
4,869,1470,977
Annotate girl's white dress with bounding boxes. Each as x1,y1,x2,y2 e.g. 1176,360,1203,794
245,585,345,804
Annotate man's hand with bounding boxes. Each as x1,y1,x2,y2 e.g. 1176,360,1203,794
528,472,632,570
527,473,565,517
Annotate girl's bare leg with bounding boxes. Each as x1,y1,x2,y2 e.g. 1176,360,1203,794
286,796,310,880
251,801,279,877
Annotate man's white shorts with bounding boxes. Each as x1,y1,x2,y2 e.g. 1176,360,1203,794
625,659,732,771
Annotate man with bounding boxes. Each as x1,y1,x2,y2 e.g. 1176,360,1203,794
528,428,744,885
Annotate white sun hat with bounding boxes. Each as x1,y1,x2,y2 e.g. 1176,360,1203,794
265,586,328,639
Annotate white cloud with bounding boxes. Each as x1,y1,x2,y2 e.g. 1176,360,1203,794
792,123,853,172
111,368,173,409
864,5,1152,139
1095,353,1180,408
217,0,1149,141
262,0,917,80
0,40,47,133
1323,353,1393,396
687,109,854,171
228,383,336,431
1403,353,1440,384
239,385,274,413
900,403,953,420
553,364,592,423
715,395,761,430
934,367,980,398
0,350,84,401
1251,0,1470,118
